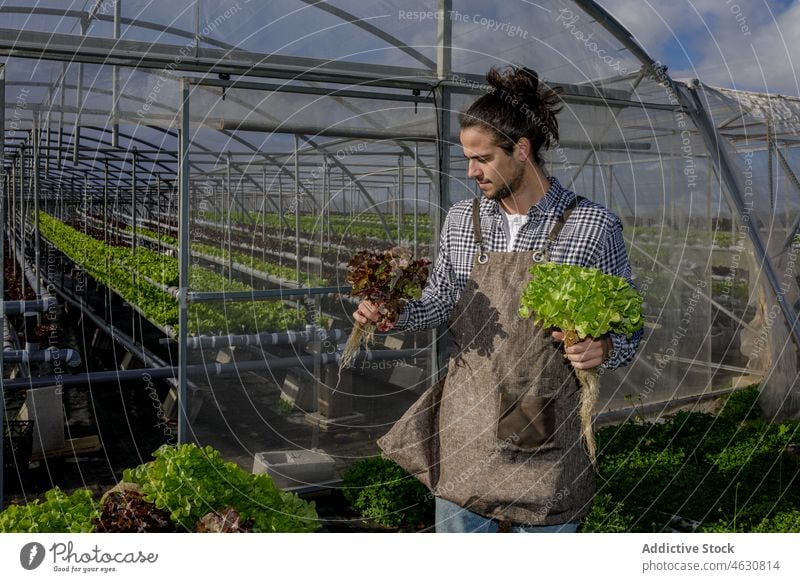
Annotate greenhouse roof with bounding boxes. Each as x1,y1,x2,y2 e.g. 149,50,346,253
0,1,798,192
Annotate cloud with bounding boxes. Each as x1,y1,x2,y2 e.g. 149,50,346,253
682,1,800,96
596,0,800,96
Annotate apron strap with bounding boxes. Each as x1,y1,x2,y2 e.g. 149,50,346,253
470,194,586,252
472,197,484,248
545,194,584,243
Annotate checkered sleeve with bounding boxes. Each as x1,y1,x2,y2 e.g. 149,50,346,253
594,213,643,370
394,210,461,331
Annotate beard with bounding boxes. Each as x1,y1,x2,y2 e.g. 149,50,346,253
486,162,525,201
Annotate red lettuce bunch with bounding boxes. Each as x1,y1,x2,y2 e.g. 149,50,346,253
346,247,430,331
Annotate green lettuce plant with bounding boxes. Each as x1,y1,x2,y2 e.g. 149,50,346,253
0,487,99,533
123,443,320,532
519,263,644,463
519,263,643,340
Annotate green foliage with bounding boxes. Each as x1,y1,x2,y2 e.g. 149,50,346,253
342,456,434,530
750,510,800,532
519,262,644,339
589,387,800,532
625,225,731,249
0,487,99,533
39,213,306,335
717,385,761,421
199,211,433,244
579,494,633,533
133,225,326,287
122,443,320,532
711,279,749,303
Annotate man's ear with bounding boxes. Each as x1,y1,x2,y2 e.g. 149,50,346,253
515,137,532,162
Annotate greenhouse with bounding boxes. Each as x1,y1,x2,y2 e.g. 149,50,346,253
1,0,799,533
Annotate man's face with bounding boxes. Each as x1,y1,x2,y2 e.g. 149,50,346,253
460,126,525,201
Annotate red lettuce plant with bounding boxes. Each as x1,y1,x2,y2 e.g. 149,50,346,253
340,247,430,369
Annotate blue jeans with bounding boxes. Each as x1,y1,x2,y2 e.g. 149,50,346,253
435,497,580,533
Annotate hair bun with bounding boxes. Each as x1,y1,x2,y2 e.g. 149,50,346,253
486,66,540,99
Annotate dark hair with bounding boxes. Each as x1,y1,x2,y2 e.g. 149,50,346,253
459,66,563,166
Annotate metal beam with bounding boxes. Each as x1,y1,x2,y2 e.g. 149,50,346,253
192,77,434,104
215,119,436,141
297,0,435,69
0,28,435,91
574,0,656,69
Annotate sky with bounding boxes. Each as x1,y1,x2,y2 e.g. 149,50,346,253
597,0,800,96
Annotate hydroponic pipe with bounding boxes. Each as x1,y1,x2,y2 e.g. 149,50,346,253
184,326,347,350
12,234,55,305
0,347,431,392
12,242,45,351
2,297,58,315
3,347,82,367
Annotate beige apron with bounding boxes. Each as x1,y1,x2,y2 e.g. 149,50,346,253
379,196,595,526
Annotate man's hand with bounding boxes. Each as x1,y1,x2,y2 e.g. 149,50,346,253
353,300,396,331
551,331,610,370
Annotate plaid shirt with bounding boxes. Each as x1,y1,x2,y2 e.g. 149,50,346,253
395,176,642,370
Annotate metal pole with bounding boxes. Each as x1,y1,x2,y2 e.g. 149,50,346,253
1,62,6,510
33,115,41,296
156,174,161,231
103,159,109,246
397,155,404,245
44,105,51,176
19,145,26,302
268,166,274,261
767,122,775,214
104,159,109,319
294,135,301,286
194,0,201,58
324,156,330,246
10,159,16,279
319,173,324,281
226,152,232,282
74,21,85,165
58,64,65,169
112,0,121,148
414,143,419,256
433,0,452,382
131,148,138,255
706,160,713,390
178,78,191,444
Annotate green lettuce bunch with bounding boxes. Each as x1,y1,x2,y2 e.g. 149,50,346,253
519,262,644,340
0,487,99,533
123,443,320,532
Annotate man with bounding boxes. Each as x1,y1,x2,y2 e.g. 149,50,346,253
354,66,642,533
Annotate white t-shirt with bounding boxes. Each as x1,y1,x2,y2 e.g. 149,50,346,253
499,207,529,251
